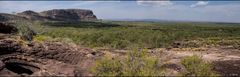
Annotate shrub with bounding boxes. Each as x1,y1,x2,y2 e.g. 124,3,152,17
91,56,122,76
8,20,37,41
91,49,163,76
180,55,218,76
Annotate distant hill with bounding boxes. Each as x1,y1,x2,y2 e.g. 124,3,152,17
0,13,27,22
0,9,98,22
105,19,240,24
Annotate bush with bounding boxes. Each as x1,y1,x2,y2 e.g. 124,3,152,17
91,49,163,76
180,55,218,76
7,20,37,41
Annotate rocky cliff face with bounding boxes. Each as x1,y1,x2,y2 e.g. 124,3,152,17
40,9,97,21
16,9,97,21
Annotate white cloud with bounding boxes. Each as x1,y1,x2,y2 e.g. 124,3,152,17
0,1,108,13
190,1,209,8
137,0,173,7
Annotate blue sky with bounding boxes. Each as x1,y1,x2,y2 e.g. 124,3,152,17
0,1,240,23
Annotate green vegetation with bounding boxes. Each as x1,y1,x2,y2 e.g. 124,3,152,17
10,20,240,49
91,55,121,76
181,55,218,76
91,50,220,76
32,21,240,49
91,49,163,76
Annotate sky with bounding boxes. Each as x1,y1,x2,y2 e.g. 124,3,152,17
0,1,240,23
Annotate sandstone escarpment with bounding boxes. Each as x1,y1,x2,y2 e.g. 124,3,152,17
16,9,97,21
40,9,97,21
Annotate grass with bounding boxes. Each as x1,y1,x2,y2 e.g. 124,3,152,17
31,21,240,49
91,49,163,76
181,55,219,76
4,19,236,49
91,50,219,76
33,35,50,42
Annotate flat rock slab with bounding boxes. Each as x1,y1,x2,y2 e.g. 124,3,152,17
213,60,240,76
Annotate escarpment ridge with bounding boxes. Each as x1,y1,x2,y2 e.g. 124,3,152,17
0,9,98,21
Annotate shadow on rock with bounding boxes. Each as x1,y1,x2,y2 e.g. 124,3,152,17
0,22,18,34
41,21,121,28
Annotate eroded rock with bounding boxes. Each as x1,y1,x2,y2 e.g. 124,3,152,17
0,61,4,70
0,37,93,76
0,39,24,55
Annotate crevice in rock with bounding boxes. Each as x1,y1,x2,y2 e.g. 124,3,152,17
4,62,40,75
5,63,33,75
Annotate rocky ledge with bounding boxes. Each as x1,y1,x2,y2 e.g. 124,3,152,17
0,22,101,76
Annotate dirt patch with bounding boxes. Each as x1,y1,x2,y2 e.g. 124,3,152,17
162,63,182,72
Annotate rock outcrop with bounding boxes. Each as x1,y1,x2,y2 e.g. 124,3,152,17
0,23,97,76
16,9,97,21
39,9,97,21
0,37,95,76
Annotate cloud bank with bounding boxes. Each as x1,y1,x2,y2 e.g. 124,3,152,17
137,0,173,7
190,1,209,8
